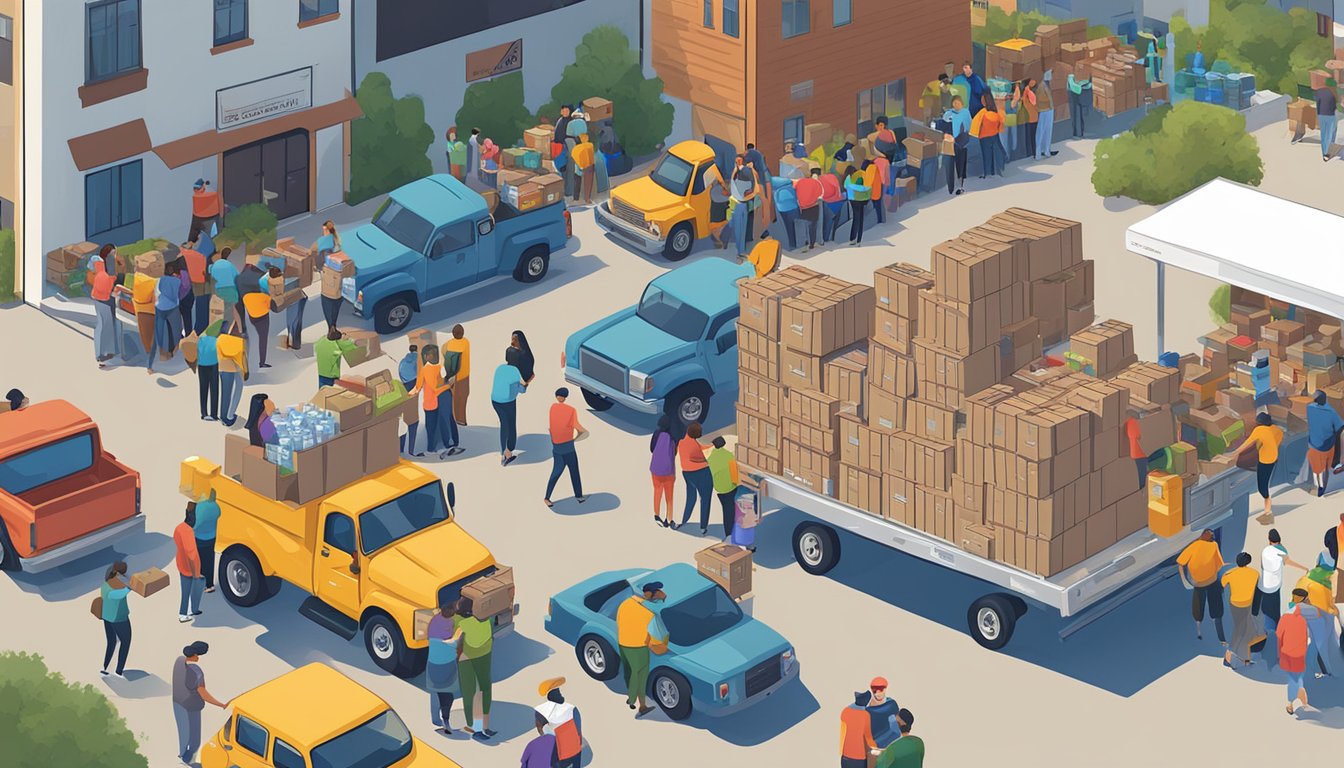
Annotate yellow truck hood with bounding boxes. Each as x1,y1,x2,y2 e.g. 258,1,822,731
366,521,494,606
612,177,687,223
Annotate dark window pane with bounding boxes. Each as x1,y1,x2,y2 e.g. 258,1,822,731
86,169,113,237
703,0,713,27
323,514,356,553
235,717,268,758
375,0,588,62
723,0,739,37
119,161,142,226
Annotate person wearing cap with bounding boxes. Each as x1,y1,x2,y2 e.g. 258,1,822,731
189,179,220,242
535,677,583,768
171,640,228,765
1305,390,1344,497
617,582,669,717
839,690,880,767
706,436,740,540
545,388,588,508
875,708,923,768
866,676,901,748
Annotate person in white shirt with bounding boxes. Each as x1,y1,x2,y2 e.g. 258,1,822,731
1255,528,1306,630
534,677,583,768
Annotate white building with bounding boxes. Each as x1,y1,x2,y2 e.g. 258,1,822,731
13,0,356,304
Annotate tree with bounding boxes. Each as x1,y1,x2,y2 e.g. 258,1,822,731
1092,101,1263,204
455,72,535,151
349,72,434,205
1171,1,1331,95
973,6,1070,46
540,26,674,158
0,652,146,767
216,204,277,252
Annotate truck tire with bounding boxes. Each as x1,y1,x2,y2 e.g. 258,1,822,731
662,223,694,262
219,547,275,607
581,388,615,412
513,245,550,283
0,524,21,572
575,633,621,681
373,294,416,335
967,594,1018,650
665,382,711,426
363,613,418,678
792,522,841,576
650,668,694,721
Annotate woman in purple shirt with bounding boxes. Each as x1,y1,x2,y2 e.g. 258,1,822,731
244,394,277,448
520,731,559,768
650,415,677,528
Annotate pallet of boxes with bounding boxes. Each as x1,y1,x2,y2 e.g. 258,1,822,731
45,241,101,297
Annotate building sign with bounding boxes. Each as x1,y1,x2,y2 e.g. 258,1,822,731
216,68,313,131
466,40,523,83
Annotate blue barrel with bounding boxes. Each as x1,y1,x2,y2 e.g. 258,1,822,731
1194,86,1210,102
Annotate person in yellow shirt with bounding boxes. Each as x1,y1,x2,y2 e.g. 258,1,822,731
131,272,158,359
1245,411,1284,525
1221,552,1261,667
1177,528,1226,642
571,135,596,205
741,232,781,278
616,581,669,718
443,324,471,426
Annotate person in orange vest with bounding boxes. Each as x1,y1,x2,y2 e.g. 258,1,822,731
840,690,881,768
189,179,221,242
534,677,583,768
616,581,669,718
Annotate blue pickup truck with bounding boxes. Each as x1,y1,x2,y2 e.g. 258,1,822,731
563,258,752,425
342,174,570,333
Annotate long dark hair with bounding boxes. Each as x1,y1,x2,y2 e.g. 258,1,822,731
105,561,128,581
511,330,534,363
1327,525,1339,563
651,414,673,452
244,393,270,447
981,92,998,113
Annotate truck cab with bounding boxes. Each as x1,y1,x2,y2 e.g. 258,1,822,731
344,174,568,333
596,138,734,261
563,258,752,425
0,401,142,572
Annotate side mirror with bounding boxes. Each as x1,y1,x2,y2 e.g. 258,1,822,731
446,482,456,509
349,561,361,575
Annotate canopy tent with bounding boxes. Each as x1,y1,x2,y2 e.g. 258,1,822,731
1125,178,1344,353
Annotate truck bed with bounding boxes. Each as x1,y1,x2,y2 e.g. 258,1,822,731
11,453,139,552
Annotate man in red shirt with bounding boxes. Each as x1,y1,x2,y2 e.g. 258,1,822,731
189,179,221,242
544,388,588,508
794,169,824,251
174,504,204,623
819,171,845,245
1125,408,1146,490
1278,588,1311,715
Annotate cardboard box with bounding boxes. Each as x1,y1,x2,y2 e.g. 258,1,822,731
783,414,839,455
738,266,821,337
907,398,963,442
1069,321,1135,378
783,439,840,497
868,339,916,397
873,263,935,318
407,328,438,352
224,433,249,478
824,347,868,416
839,414,888,474
739,371,784,420
912,338,1001,397
322,430,366,494
906,436,954,491
533,173,564,206
289,444,326,504
129,567,170,597
919,283,1028,356
883,474,915,524
781,280,875,355
951,474,985,514
866,383,905,432
838,462,885,516
737,407,782,459
242,446,294,501
931,237,1019,303
336,328,382,367
312,386,373,431
462,566,516,618
695,544,753,598
736,442,782,476
363,418,400,474
781,347,828,392
582,96,613,121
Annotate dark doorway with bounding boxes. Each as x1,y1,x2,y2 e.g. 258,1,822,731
223,129,310,220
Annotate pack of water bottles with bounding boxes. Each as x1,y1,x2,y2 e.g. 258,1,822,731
264,403,340,471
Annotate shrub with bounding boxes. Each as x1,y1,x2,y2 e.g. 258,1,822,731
0,652,146,767
540,26,674,158
0,228,14,301
116,238,170,259
1092,101,1263,204
1209,284,1231,324
349,72,434,205
217,203,278,252
1172,1,1333,95
455,72,535,150
973,6,1070,46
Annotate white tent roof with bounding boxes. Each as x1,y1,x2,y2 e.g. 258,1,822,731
1125,179,1344,319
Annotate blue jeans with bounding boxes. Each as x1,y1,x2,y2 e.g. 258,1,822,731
679,468,715,529
318,375,336,387
148,308,177,362
776,208,800,249
1036,109,1055,156
545,440,583,500
1320,114,1338,157
173,703,202,763
179,574,203,616
492,400,517,454
220,370,243,422
979,136,1001,176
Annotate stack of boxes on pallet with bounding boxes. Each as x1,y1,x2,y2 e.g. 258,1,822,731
45,241,101,296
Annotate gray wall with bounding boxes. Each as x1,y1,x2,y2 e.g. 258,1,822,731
1017,0,1144,29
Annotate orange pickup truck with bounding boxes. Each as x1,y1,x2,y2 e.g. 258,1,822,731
0,401,143,572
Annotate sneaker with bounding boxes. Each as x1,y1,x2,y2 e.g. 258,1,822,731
100,669,109,676
471,731,491,742
113,672,127,680
191,611,203,616
204,587,216,594
178,615,192,623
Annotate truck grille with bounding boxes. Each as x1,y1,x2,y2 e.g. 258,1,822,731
744,654,782,698
580,348,626,393
610,197,647,229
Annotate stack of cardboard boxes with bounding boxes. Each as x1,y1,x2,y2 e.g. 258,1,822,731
45,241,100,295
261,236,318,312
986,38,1044,83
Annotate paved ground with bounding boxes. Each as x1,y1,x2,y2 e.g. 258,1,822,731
4,117,1344,767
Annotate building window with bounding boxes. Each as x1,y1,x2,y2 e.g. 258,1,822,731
782,0,810,39
214,0,248,46
857,79,905,137
85,160,143,244
376,0,588,62
833,0,851,27
723,0,739,38
783,115,805,147
0,14,12,86
86,0,141,84
1318,12,1331,37
790,80,813,101
704,0,714,28
300,0,339,23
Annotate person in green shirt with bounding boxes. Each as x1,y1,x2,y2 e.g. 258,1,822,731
706,436,740,541
315,326,357,387
100,561,134,677
455,597,496,742
876,708,924,768
446,127,468,181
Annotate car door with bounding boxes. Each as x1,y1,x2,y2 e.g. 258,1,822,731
425,219,479,296
314,510,362,618
229,714,272,768
704,312,739,392
474,217,498,280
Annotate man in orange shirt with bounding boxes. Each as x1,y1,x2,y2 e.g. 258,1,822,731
1278,588,1311,715
189,179,221,242
544,388,588,508
840,691,880,768
1177,528,1226,642
178,240,211,334
1221,551,1261,667
1125,409,1146,489
174,504,204,623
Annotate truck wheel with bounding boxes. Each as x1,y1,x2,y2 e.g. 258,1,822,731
665,382,711,426
967,594,1018,650
650,668,694,721
575,633,620,681
373,295,415,335
219,547,274,607
0,524,21,572
662,223,694,262
363,614,416,678
513,246,550,283
792,523,841,575
581,388,615,412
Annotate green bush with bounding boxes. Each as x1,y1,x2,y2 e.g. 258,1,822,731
973,6,1072,46
1092,101,1263,204
1172,1,1333,95
455,72,535,151
540,26,674,158
0,228,14,301
216,203,278,252
116,238,170,259
1209,284,1232,324
349,72,434,205
0,652,146,767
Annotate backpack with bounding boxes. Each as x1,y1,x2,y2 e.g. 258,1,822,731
442,350,462,380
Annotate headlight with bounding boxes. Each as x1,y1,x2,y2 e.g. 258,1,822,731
547,599,555,620
560,351,567,368
781,649,794,671
649,221,662,238
629,370,653,396
717,682,730,700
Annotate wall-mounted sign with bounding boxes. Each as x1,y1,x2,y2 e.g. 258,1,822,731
217,67,314,131
466,39,523,83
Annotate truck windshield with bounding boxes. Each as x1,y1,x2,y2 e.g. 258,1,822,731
0,432,95,496
310,710,413,768
372,199,434,254
359,481,450,556
659,585,743,646
637,286,708,342
650,153,695,196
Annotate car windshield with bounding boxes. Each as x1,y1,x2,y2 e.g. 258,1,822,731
359,481,450,556
0,431,95,495
310,710,413,768
659,585,743,646
372,198,435,254
649,153,695,196
637,286,708,342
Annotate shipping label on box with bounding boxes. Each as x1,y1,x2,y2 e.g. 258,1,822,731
783,440,840,497
883,474,916,524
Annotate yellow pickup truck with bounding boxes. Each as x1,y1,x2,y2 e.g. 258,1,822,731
180,457,515,678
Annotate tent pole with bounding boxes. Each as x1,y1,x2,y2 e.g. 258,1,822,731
1155,260,1166,357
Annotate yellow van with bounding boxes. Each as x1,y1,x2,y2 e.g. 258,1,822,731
201,663,460,768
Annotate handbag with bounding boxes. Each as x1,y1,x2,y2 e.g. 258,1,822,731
90,595,103,619
1236,446,1258,471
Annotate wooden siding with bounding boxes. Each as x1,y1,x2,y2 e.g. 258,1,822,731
652,0,748,117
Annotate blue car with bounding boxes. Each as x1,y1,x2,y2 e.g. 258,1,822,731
544,563,798,720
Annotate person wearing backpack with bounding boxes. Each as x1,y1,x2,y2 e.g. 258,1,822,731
444,324,471,426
